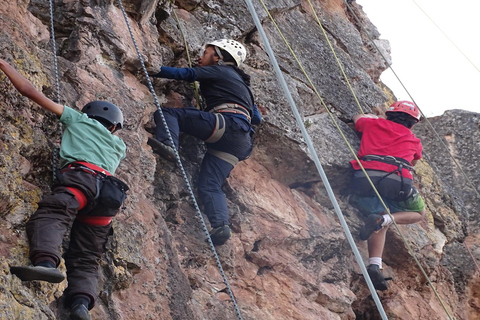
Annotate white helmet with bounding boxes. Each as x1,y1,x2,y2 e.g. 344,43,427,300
207,39,247,67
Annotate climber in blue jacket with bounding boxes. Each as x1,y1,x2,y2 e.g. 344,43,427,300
148,39,261,246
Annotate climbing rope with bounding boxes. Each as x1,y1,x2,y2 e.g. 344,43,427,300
255,0,456,318
464,241,480,274
116,1,243,319
48,0,63,181
305,0,366,114
171,6,202,109
410,0,480,74
246,0,388,318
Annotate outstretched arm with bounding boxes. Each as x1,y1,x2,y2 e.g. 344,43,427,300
0,59,64,116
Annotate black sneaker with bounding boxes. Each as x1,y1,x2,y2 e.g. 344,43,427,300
147,137,176,162
70,304,91,320
10,265,65,283
209,225,231,246
359,214,385,241
366,264,388,291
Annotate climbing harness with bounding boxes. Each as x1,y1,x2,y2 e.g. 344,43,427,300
207,149,239,167
116,1,243,319
205,113,226,143
359,155,415,201
211,103,252,122
362,155,414,171
245,1,389,318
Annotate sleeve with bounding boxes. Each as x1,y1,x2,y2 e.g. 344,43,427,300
354,117,372,132
413,142,423,160
251,104,262,125
191,66,222,80
150,66,196,82
59,105,82,126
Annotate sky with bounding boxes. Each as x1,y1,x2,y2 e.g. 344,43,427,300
356,0,480,117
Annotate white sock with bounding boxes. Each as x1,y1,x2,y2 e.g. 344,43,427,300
368,257,382,268
382,214,394,227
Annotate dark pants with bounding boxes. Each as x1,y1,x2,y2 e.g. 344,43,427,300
154,107,253,228
26,169,116,309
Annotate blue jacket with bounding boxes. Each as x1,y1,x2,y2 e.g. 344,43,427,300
151,65,261,125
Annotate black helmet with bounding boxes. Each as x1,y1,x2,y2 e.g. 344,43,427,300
82,101,124,131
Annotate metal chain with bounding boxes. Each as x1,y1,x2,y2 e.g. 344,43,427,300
116,1,243,319
48,0,62,181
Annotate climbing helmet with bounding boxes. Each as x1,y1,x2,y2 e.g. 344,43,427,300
386,101,421,121
206,39,247,67
82,101,124,131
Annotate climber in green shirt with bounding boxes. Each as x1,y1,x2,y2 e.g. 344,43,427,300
0,58,127,320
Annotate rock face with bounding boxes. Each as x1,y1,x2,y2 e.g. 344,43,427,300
0,0,478,319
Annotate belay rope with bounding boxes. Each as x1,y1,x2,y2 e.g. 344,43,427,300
48,0,63,181
115,1,244,319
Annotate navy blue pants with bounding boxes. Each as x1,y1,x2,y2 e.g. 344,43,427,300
154,107,253,228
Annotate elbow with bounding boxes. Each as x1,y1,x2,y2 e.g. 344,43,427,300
17,83,37,98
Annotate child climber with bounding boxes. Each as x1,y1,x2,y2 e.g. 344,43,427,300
147,39,261,246
0,59,128,320
349,101,425,291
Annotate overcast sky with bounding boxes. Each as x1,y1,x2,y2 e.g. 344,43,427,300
357,0,480,117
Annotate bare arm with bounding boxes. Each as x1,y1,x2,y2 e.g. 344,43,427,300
0,59,64,116
411,159,418,166
352,113,378,124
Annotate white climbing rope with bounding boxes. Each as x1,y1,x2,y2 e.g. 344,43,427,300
242,0,389,319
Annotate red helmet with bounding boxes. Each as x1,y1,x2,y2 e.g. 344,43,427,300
386,101,421,121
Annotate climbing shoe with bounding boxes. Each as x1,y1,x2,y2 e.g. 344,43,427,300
209,225,231,246
147,137,176,162
366,264,388,291
70,304,91,320
10,265,65,283
359,214,385,241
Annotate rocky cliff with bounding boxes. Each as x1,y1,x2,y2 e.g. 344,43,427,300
0,0,478,319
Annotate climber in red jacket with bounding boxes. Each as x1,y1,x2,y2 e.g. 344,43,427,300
349,101,426,291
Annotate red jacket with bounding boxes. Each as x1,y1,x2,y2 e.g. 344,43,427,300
350,117,422,179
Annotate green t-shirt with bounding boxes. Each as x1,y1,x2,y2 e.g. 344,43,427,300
59,106,126,174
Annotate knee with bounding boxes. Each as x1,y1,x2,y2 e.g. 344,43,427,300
411,209,425,223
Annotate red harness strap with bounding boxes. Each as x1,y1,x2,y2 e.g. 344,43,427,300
71,161,112,176
76,215,112,226
67,187,88,210
64,162,113,226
